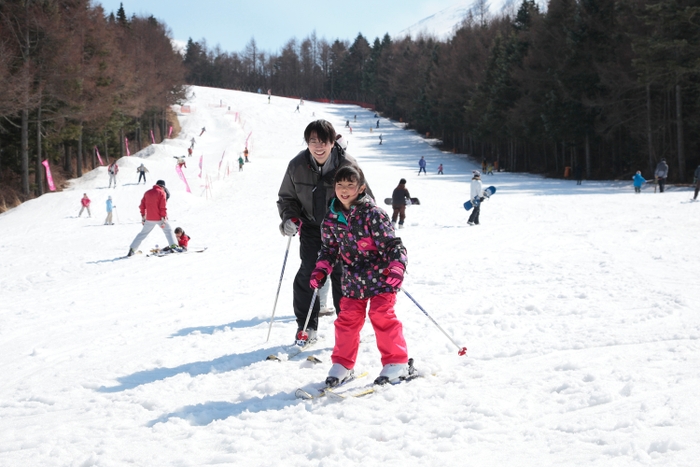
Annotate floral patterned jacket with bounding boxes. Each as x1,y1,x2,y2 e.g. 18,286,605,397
317,194,407,299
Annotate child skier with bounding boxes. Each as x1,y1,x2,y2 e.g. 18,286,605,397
309,165,410,387
632,171,646,194
78,193,91,217
105,196,115,224
162,227,190,253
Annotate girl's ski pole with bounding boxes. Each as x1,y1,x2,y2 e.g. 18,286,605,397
402,288,467,356
266,236,293,342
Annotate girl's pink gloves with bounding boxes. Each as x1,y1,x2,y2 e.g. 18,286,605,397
384,261,405,288
309,260,332,289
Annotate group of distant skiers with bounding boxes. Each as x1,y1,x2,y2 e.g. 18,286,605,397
630,159,700,199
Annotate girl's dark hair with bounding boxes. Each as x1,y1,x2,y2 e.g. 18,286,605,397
174,227,184,235
334,165,365,187
304,119,336,144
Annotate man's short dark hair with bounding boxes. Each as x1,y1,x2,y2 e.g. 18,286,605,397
304,120,336,144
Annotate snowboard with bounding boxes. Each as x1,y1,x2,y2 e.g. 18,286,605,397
384,198,421,206
463,186,496,211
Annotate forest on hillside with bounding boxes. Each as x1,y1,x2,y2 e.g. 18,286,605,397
1,0,698,211
0,1,185,208
182,0,699,183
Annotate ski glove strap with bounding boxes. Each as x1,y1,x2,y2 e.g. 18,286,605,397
384,261,405,288
279,218,299,236
309,260,332,289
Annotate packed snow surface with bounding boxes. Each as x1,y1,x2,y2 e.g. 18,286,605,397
1,86,699,466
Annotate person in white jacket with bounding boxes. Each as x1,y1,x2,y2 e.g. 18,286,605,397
468,171,483,225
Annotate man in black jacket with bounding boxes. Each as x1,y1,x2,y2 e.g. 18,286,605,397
277,120,371,342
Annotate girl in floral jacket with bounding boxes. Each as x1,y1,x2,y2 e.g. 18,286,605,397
310,165,410,387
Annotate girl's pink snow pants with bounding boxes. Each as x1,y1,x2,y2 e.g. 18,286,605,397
331,293,408,369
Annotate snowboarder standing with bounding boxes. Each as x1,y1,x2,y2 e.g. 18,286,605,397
127,180,176,257
655,159,669,193
437,164,443,175
238,155,244,171
107,161,119,188
310,165,410,387
277,119,373,343
418,156,427,175
633,171,646,194
105,196,115,224
468,171,483,226
391,178,411,229
78,193,91,217
244,148,249,162
137,163,149,184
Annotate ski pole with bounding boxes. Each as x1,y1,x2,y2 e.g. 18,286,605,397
296,288,319,344
402,288,467,356
266,235,293,342
113,206,120,224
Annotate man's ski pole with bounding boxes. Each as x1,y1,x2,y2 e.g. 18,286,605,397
113,206,120,224
402,288,467,356
266,236,293,342
296,288,319,344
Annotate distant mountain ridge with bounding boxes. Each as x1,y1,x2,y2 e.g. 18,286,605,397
396,0,520,41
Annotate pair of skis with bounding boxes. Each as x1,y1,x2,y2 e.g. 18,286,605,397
296,359,420,401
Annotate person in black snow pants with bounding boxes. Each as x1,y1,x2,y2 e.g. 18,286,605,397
277,119,373,343
655,159,669,193
468,171,483,226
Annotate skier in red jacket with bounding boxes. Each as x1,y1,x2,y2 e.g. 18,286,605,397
127,180,176,256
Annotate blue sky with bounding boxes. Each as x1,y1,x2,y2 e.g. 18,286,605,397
96,0,462,54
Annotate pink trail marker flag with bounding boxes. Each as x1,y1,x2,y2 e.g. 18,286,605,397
168,126,173,138
175,164,191,193
41,160,56,191
218,151,226,172
198,155,203,178
125,136,131,156
150,129,156,144
94,146,104,166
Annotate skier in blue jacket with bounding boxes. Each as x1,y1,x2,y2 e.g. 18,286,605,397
418,156,427,175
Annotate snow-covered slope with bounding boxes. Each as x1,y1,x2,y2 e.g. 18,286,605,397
1,86,699,466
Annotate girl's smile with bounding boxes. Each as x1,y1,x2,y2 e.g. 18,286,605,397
335,180,365,210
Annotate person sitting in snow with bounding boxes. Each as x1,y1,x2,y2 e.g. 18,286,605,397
162,227,190,253
310,165,411,388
